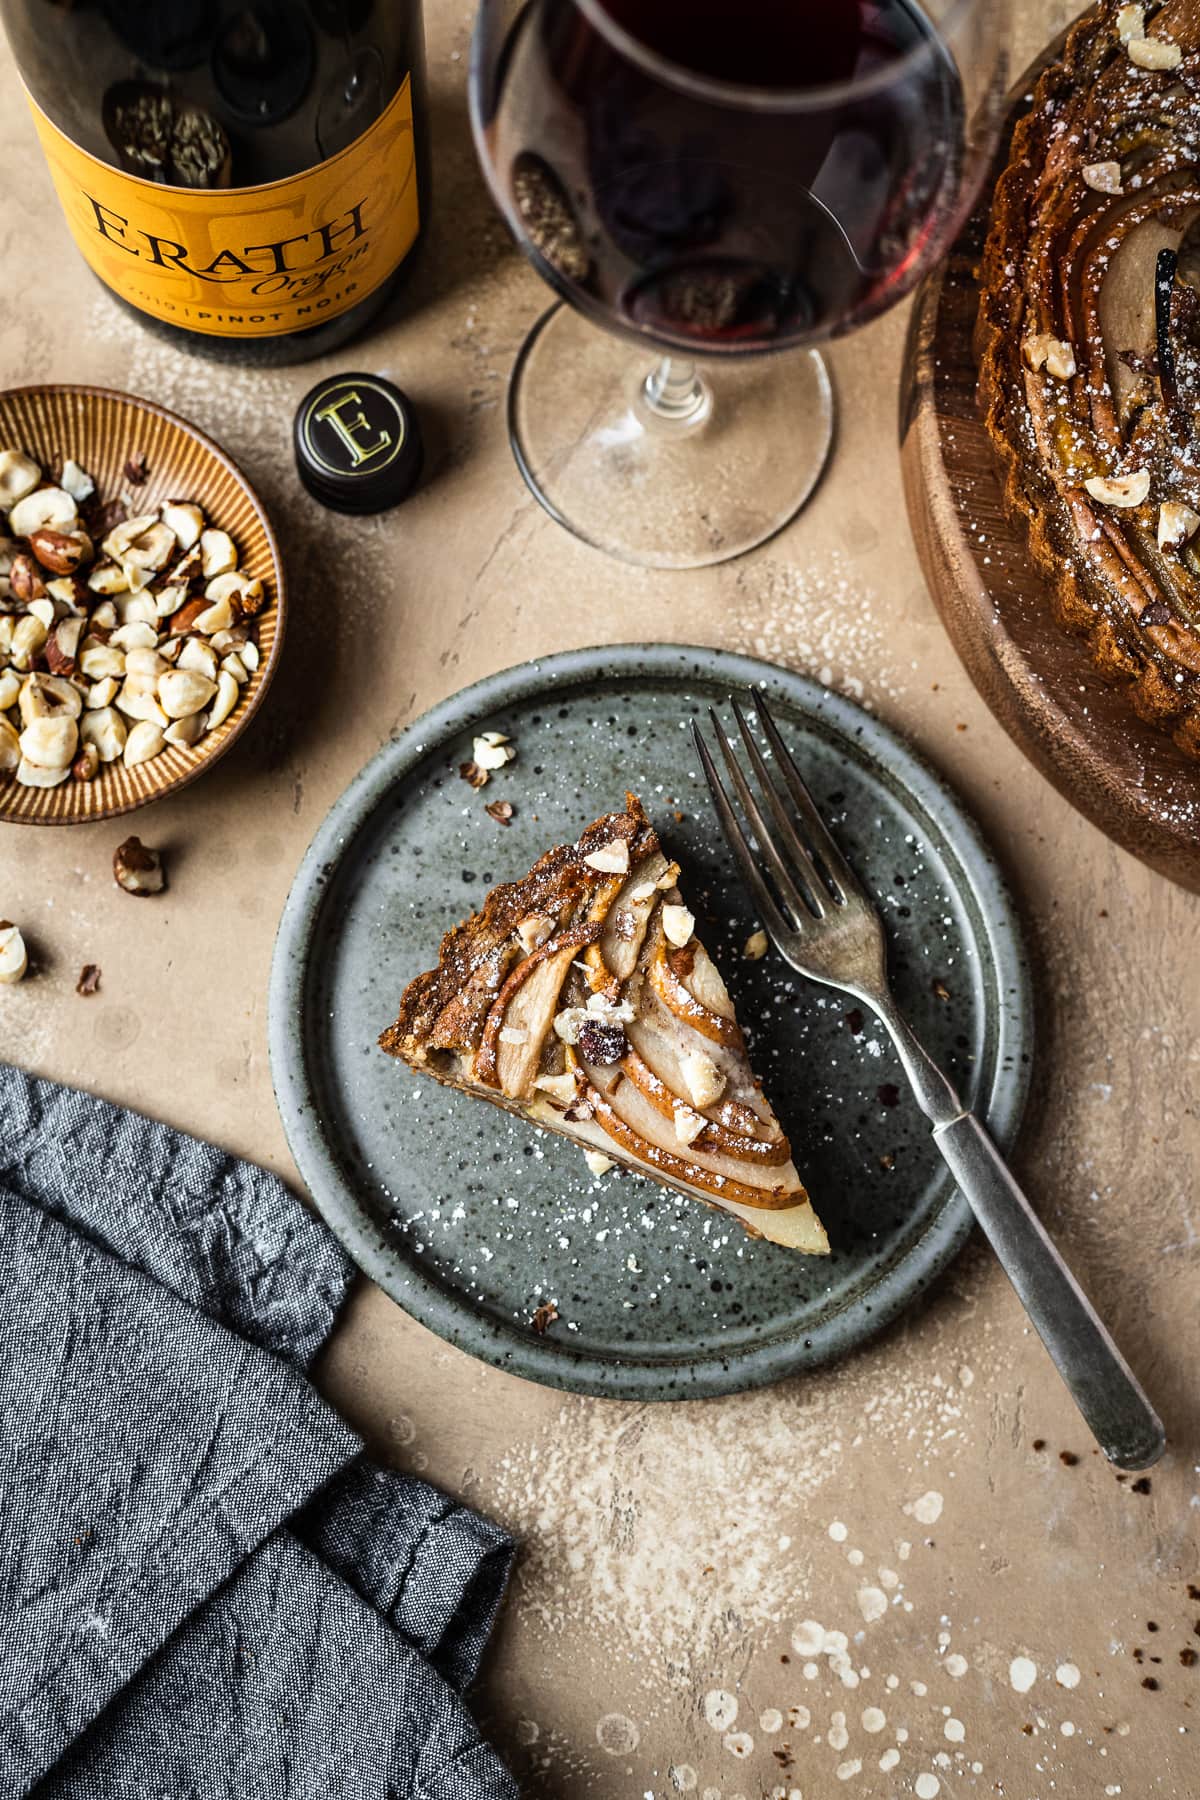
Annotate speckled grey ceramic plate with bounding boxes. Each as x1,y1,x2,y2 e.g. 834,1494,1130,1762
269,645,1032,1399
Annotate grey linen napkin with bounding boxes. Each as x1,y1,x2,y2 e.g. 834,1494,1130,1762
0,1065,517,1800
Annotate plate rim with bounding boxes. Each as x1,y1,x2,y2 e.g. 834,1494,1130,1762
268,644,1033,1399
0,381,286,827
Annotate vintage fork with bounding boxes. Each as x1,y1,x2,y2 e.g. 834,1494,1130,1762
693,693,1165,1472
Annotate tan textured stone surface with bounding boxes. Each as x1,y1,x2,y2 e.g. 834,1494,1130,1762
2,3,1198,1795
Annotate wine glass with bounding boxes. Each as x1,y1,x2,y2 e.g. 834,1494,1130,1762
469,0,1009,569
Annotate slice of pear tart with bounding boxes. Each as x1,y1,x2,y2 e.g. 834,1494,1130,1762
379,794,827,1253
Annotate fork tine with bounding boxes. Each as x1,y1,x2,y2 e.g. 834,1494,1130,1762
750,690,864,904
691,720,798,946
730,697,828,919
705,709,818,924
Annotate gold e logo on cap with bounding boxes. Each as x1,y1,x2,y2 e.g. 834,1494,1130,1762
294,371,423,514
313,387,395,469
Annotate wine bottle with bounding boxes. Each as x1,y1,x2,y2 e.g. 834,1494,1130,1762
0,1,428,364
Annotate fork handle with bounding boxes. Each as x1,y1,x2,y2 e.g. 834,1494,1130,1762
932,1110,1165,1471
867,1000,1165,1469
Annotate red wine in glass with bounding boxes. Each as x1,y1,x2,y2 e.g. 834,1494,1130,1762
476,0,966,354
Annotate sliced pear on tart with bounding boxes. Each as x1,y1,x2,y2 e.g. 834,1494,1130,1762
379,794,827,1253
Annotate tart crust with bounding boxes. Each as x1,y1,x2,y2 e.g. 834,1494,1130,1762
977,0,1200,757
380,794,827,1253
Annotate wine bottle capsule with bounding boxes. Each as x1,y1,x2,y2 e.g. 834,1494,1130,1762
293,373,423,514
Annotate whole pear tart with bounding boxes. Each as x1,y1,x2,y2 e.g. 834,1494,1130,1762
977,0,1200,757
379,795,827,1254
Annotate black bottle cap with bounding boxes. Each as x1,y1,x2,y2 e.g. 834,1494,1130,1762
294,373,423,514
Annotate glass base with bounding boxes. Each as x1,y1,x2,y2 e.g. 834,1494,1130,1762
507,303,834,570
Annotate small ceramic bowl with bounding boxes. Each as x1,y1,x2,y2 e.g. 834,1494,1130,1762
0,383,285,825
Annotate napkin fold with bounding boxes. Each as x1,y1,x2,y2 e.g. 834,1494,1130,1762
0,1064,517,1800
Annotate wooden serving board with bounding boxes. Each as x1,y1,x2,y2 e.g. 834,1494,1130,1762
900,67,1200,896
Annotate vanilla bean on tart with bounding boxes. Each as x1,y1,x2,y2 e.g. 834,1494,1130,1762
977,0,1200,757
380,794,827,1253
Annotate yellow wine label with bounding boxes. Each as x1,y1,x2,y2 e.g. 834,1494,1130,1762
26,77,419,339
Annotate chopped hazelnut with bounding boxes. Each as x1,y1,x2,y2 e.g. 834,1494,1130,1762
1127,35,1181,70
1157,500,1200,549
472,730,516,771
1022,333,1076,379
0,920,27,983
112,835,165,895
661,903,695,947
583,838,630,875
1084,469,1150,508
1082,160,1123,194
672,1102,706,1146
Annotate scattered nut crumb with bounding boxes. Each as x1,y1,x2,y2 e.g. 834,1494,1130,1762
0,920,28,983
76,963,101,996
113,835,165,896
530,1301,559,1335
459,759,489,789
485,798,514,826
123,451,149,486
472,730,516,771
583,1149,614,1177
743,928,769,960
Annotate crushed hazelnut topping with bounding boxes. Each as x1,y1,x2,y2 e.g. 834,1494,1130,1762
1082,160,1123,193
583,838,630,874
485,798,514,825
1127,35,1181,70
1084,469,1151,507
459,759,489,789
533,1072,577,1106
1116,3,1145,41
681,1047,726,1108
743,929,769,960
530,1301,559,1334
672,1102,706,1146
661,903,695,947
1022,332,1076,379
1157,500,1200,549
516,913,554,954
553,1008,585,1044
585,990,635,1023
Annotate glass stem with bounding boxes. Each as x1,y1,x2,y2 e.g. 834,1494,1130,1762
641,356,712,428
